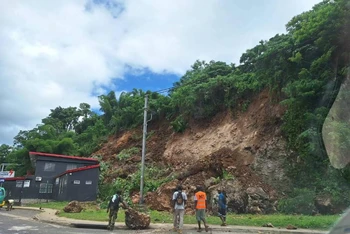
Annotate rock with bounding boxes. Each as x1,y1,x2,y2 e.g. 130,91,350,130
246,187,269,200
262,223,274,228
63,201,83,213
252,137,291,192
204,177,217,188
228,196,247,214
247,205,262,214
209,180,248,214
245,187,278,214
125,208,151,229
286,224,297,230
315,195,334,214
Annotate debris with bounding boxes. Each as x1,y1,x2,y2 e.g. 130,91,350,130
262,223,274,228
125,208,151,229
63,201,83,213
286,224,297,230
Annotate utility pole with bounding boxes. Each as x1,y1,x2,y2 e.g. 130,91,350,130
139,94,148,204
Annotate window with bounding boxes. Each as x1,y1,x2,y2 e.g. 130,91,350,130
39,183,46,193
47,184,53,193
39,183,53,193
73,180,80,185
23,180,30,188
85,180,92,185
16,181,23,188
44,162,55,172
55,178,59,185
59,177,65,195
66,164,77,170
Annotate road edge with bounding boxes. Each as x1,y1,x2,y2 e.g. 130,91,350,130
11,206,329,234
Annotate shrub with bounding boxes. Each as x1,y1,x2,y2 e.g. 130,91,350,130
278,188,316,215
241,100,250,112
116,147,140,161
171,115,188,133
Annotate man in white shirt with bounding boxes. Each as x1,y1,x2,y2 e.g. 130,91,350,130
172,185,187,233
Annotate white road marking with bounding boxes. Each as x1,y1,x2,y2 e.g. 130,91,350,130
0,212,33,221
8,225,39,231
48,223,62,228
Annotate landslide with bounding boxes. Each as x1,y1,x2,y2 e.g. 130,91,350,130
94,89,289,214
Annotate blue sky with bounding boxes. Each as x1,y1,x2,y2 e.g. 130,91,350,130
0,0,321,144
113,69,179,94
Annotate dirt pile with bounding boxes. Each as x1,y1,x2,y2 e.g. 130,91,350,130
145,147,278,214
63,201,83,213
125,208,151,229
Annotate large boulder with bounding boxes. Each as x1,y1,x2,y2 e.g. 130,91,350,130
209,180,248,214
125,208,151,229
246,187,277,214
63,201,83,213
315,195,334,214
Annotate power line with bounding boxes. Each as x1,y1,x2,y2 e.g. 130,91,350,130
152,75,218,94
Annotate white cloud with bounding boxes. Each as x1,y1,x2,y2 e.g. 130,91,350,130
115,0,321,73
0,0,321,144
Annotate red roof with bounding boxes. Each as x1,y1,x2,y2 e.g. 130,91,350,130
55,164,100,178
29,151,98,162
4,177,26,181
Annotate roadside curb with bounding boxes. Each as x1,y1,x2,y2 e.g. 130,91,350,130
20,206,328,234
13,206,44,212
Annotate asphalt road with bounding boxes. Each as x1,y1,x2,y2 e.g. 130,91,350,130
0,209,235,234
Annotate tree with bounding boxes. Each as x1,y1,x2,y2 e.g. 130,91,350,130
0,144,12,164
42,106,82,133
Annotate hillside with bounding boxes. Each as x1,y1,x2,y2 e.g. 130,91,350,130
95,89,289,214
2,0,350,216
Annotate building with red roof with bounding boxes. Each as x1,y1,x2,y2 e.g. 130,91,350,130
1,152,100,202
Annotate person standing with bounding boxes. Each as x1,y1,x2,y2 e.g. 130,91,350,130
172,185,187,234
194,186,209,232
218,189,227,226
107,190,128,231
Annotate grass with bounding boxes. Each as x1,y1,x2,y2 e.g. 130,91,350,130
28,202,340,230
27,201,68,210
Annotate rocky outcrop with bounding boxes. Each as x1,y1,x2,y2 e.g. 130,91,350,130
315,195,334,214
208,180,277,214
246,187,277,214
209,179,247,214
252,137,290,192
63,201,83,213
125,208,151,229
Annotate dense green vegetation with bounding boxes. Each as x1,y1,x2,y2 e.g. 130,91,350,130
2,0,350,214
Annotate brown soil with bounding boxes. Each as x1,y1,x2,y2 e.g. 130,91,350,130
93,89,288,211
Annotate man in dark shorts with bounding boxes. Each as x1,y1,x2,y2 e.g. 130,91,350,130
217,189,227,226
107,190,128,230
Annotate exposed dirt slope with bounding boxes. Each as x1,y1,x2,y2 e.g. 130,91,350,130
94,89,290,214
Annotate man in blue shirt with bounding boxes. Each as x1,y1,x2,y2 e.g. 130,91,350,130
217,189,227,226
